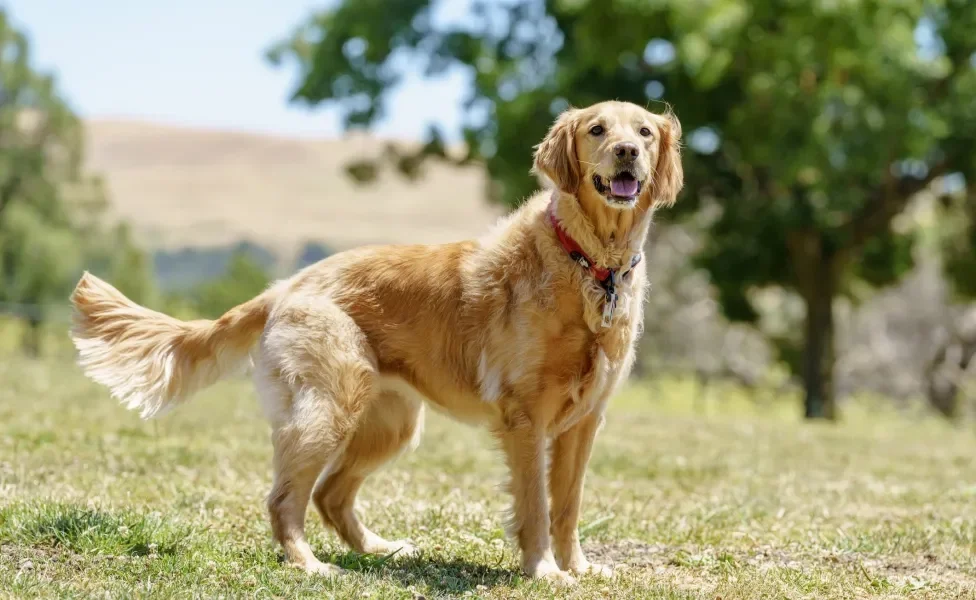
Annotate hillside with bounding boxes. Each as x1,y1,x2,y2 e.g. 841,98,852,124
83,119,505,280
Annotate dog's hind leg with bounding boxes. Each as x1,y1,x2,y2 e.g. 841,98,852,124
266,412,349,577
312,384,424,557
258,301,378,577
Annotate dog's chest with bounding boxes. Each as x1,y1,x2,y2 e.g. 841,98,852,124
548,333,631,435
553,289,643,431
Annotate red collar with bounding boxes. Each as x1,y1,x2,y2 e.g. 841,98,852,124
546,199,641,287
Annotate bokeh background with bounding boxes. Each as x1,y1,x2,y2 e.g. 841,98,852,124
2,0,975,424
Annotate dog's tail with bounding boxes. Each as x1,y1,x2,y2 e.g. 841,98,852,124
69,272,277,419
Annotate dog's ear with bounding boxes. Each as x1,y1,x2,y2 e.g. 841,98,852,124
653,110,684,207
532,108,581,194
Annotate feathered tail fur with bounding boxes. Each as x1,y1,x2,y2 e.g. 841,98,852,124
69,272,275,419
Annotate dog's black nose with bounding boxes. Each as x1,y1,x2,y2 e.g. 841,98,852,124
614,142,639,160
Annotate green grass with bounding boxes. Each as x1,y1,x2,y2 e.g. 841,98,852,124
1,354,974,599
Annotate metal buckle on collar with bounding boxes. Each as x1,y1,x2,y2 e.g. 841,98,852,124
569,251,591,270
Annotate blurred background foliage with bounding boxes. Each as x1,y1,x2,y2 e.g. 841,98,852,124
0,11,152,355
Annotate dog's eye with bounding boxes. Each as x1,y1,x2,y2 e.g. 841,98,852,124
589,125,604,136
639,127,652,137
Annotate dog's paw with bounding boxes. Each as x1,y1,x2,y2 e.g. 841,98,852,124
365,538,419,558
293,559,345,578
383,540,419,558
541,569,577,586
526,559,577,586
571,561,614,579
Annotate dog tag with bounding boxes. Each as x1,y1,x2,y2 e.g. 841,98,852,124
601,273,617,328
601,291,616,328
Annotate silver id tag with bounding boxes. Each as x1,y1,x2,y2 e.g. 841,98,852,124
601,289,617,328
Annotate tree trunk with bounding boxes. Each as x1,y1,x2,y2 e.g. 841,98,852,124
926,335,976,420
22,316,42,358
801,267,837,421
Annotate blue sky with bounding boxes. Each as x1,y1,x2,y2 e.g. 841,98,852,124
3,0,470,139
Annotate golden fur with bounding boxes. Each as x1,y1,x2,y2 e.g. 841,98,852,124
69,100,684,584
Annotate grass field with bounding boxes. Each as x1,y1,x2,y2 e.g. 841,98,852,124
1,352,975,599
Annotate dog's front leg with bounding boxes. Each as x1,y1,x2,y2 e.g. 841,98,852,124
548,412,614,578
498,413,575,585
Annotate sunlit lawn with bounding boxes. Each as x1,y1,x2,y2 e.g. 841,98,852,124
1,347,974,599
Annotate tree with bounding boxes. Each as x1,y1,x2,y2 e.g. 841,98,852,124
927,175,976,418
925,306,976,419
0,10,154,355
269,0,976,419
188,250,271,318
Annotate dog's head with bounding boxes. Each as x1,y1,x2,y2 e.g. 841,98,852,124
533,101,683,209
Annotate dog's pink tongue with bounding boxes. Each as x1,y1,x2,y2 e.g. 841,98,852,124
611,176,638,197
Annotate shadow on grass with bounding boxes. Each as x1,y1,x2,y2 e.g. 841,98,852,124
325,549,519,594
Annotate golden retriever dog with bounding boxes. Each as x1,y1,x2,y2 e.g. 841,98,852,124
69,100,683,584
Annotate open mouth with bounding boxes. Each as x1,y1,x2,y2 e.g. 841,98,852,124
593,172,642,203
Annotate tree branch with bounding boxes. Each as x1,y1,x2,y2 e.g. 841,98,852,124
0,171,23,220
843,162,948,251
